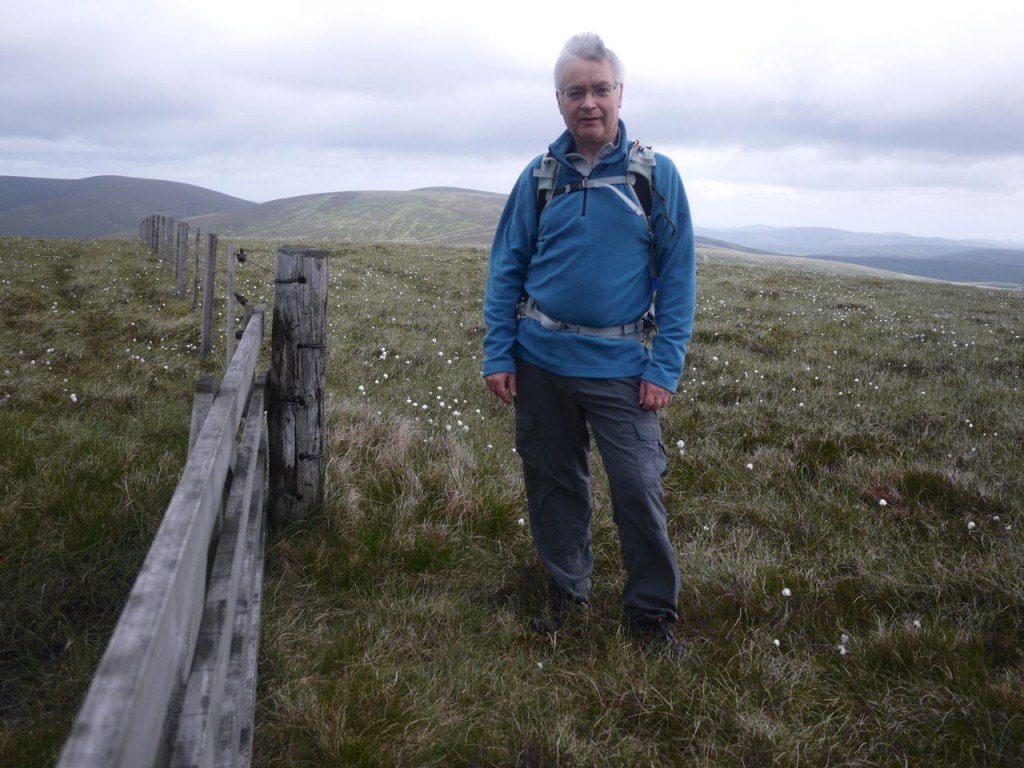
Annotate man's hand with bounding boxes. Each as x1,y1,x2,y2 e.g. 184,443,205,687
639,380,673,411
485,372,517,405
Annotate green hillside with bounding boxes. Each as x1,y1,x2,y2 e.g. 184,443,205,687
0,175,254,239
0,176,504,246
185,187,506,246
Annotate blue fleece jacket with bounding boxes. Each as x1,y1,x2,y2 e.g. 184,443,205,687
482,121,696,392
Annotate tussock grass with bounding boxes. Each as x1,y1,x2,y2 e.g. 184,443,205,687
258,249,1023,766
2,237,1023,766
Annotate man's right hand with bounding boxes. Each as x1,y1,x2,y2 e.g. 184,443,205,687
484,372,517,405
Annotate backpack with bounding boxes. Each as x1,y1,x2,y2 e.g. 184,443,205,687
533,139,656,224
532,140,660,317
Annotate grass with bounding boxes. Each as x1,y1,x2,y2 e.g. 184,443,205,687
0,237,218,764
1,236,1022,766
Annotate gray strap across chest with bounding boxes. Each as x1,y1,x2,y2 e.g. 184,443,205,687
549,175,647,217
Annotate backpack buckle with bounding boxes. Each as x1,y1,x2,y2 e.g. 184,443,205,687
641,312,659,348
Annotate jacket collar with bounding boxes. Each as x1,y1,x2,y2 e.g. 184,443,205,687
549,119,630,170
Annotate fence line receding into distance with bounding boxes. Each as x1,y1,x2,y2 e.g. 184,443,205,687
56,218,329,767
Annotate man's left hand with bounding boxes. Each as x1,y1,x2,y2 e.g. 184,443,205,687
639,381,673,411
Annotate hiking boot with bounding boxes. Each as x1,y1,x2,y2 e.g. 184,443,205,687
630,616,697,663
529,584,588,634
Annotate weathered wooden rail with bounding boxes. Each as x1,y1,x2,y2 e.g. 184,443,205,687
56,237,330,766
57,305,268,768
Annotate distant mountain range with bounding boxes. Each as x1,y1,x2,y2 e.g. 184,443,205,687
697,225,1024,288
2,174,1022,287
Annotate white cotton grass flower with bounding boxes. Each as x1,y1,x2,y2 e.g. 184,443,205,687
773,638,781,648
835,633,851,656
967,520,977,531
70,393,78,403
517,518,525,527
746,462,754,470
879,499,888,507
781,587,792,597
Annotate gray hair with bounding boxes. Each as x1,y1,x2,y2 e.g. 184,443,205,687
554,32,624,89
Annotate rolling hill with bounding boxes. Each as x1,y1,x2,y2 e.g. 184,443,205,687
2,174,1023,286
185,187,506,246
0,175,254,239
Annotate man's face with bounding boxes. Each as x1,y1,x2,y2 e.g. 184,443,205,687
556,57,623,157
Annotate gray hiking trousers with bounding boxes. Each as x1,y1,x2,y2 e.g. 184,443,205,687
514,359,681,623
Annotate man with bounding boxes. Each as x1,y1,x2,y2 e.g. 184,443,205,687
482,32,697,657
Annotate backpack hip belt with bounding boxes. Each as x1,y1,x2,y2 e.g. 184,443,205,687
517,297,656,344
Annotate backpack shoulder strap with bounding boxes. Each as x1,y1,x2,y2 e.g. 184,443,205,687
530,143,662,318
625,142,659,303
532,153,559,213
626,140,655,220
533,142,656,225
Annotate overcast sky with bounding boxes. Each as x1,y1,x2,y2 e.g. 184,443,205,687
2,0,1022,242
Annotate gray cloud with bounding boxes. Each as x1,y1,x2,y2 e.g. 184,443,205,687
1,0,1022,241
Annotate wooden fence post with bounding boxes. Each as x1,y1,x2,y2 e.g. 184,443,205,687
268,247,329,527
192,228,201,312
176,221,189,298
226,242,236,366
161,216,172,269
201,234,218,361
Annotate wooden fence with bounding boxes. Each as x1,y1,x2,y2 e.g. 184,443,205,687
139,214,244,363
57,308,268,768
56,231,329,767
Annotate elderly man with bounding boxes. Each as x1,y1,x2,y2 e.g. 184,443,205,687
482,32,697,657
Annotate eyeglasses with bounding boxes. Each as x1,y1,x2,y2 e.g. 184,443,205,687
557,83,620,103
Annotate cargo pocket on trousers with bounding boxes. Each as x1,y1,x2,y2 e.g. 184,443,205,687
635,419,668,485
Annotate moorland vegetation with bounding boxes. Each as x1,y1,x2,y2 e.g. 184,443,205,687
1,235,1022,766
